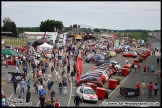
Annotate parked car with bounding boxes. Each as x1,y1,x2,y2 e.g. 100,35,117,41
85,54,105,63
104,51,116,57
122,51,138,58
87,69,108,81
95,65,113,77
76,86,98,103
95,59,110,66
4,45,13,50
97,52,111,59
82,73,106,84
76,76,102,87
88,72,107,82
102,63,117,75
108,60,121,70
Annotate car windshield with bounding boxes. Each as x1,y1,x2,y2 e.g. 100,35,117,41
84,89,95,94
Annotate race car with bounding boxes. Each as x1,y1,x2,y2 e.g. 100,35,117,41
76,76,103,87
85,54,105,63
122,51,138,58
76,86,98,103
108,60,121,70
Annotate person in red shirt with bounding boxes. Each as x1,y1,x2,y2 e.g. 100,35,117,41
54,99,60,107
137,63,141,72
148,82,153,98
136,82,140,89
143,65,147,74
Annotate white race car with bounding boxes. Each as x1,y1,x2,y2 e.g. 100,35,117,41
76,86,98,103
108,60,121,70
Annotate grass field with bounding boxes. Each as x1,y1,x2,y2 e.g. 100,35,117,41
2,38,27,47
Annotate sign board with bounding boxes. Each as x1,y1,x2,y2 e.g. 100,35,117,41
120,87,140,97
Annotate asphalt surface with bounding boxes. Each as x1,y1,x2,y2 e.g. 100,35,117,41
2,51,161,107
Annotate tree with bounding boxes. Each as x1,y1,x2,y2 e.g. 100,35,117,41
39,19,64,32
2,17,17,34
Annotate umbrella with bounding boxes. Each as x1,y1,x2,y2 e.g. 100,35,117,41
1,49,17,55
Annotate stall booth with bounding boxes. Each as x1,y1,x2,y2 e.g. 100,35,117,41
34,36,51,48
84,33,96,41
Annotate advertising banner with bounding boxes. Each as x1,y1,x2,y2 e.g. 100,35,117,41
114,39,119,47
120,87,140,97
76,57,83,82
8,72,25,81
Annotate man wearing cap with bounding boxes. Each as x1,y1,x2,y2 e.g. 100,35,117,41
20,79,26,94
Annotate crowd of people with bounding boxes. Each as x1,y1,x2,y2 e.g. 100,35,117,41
1,37,161,107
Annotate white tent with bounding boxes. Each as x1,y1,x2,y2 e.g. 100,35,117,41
39,42,53,48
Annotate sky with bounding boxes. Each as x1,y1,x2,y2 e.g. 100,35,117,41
1,1,161,30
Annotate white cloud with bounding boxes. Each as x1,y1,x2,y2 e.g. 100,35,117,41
2,1,160,30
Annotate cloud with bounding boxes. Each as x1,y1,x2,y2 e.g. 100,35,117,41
2,1,160,30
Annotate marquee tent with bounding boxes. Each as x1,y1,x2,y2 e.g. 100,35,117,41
39,42,53,48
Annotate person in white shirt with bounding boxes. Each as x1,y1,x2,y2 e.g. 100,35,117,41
55,69,59,82
38,83,43,94
15,65,19,73
125,59,128,64
141,81,146,94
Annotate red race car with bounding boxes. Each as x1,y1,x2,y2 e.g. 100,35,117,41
85,72,107,84
76,76,103,87
122,51,138,58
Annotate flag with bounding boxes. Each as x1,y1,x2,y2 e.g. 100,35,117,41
44,32,47,38
54,27,56,32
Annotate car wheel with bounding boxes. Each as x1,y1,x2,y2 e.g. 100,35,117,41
124,55,126,57
133,56,136,58
94,101,97,103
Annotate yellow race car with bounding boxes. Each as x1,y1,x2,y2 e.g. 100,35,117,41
105,51,116,57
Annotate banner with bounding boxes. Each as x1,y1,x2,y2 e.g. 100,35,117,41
76,57,83,82
120,87,140,97
8,72,25,81
52,32,57,43
114,39,119,47
63,32,67,45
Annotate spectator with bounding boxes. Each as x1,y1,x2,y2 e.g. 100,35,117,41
71,71,75,82
23,64,28,76
20,79,26,94
136,82,140,90
47,80,52,95
134,64,138,72
54,99,60,107
143,65,147,74
74,93,82,107
148,82,153,98
150,65,155,75
13,79,18,94
141,81,146,94
55,69,59,82
26,89,31,103
153,83,159,96
147,66,150,75
51,89,55,100
40,95,45,107
39,88,46,98
58,81,63,95
62,80,67,95
26,78,31,91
